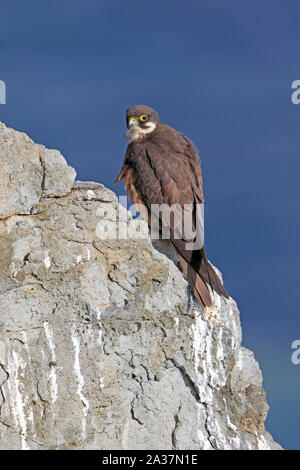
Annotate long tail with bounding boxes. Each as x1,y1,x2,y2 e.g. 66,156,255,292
177,248,229,307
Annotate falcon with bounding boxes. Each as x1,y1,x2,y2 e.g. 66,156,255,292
115,104,228,307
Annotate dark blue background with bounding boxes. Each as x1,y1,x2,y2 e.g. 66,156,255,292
1,0,299,449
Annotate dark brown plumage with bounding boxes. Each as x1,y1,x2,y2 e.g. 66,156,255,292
115,104,229,307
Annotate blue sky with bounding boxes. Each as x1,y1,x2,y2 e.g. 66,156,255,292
1,0,300,449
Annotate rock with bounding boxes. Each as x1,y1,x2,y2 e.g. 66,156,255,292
41,149,76,197
0,122,281,450
0,123,76,219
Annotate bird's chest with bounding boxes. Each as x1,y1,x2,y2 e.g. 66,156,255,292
128,148,163,205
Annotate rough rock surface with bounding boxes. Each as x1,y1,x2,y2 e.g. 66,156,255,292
0,122,281,450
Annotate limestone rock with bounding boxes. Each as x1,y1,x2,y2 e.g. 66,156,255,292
0,122,76,219
0,122,281,450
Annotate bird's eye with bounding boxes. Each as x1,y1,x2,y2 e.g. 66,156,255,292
140,114,149,122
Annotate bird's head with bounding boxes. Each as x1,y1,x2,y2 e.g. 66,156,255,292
125,105,159,142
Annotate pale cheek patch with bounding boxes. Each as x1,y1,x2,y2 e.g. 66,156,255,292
126,122,157,142
126,126,141,143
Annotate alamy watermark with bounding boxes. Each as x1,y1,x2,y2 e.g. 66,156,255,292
0,80,6,104
291,80,300,105
95,195,205,250
291,340,300,365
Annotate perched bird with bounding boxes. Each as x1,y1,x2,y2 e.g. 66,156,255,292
115,104,228,307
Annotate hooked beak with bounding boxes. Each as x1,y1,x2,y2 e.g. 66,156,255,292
128,117,138,128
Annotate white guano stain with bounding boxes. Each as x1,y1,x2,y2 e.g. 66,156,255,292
43,322,58,407
222,396,241,449
190,310,212,403
95,308,103,346
95,307,101,320
191,319,201,374
121,420,130,449
21,332,38,442
22,439,31,450
87,190,95,200
216,328,224,361
210,413,232,450
7,350,30,450
196,403,212,450
71,326,89,440
11,262,18,278
191,312,209,447
44,254,51,269
256,433,270,450
99,376,105,389
191,308,221,448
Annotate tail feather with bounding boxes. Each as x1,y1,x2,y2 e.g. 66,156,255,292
177,254,213,307
177,248,229,307
198,248,229,299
